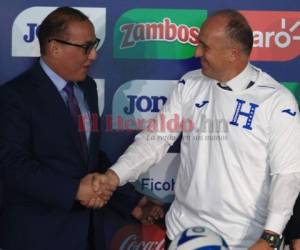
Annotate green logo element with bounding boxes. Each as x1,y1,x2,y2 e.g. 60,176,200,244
114,8,207,59
282,82,300,104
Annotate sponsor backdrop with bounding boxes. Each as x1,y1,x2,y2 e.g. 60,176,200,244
0,0,299,249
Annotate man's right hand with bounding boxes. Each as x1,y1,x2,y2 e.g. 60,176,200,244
91,169,119,193
76,173,115,208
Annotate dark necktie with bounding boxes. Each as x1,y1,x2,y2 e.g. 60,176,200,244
63,82,88,158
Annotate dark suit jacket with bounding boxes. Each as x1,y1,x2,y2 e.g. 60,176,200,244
0,62,103,250
95,151,144,250
284,194,300,243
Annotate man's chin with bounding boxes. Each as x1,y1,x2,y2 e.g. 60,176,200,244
75,74,87,82
202,69,211,78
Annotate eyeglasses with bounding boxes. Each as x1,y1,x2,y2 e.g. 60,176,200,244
48,38,100,54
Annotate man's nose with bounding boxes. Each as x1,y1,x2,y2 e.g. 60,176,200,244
88,47,97,60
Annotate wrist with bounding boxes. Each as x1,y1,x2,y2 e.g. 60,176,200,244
75,179,84,201
260,230,283,249
106,169,120,186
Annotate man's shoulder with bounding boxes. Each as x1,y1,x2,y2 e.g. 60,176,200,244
2,63,41,91
180,69,202,81
257,70,293,97
0,63,46,105
179,69,205,82
178,69,212,87
254,69,298,108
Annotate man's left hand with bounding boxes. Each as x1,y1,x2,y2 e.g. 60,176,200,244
290,239,300,250
131,196,164,224
248,239,273,250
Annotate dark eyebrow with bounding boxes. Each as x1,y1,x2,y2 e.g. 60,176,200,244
83,39,98,44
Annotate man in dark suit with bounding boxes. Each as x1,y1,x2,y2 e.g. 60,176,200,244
0,7,113,250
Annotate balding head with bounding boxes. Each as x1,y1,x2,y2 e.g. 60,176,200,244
210,9,253,56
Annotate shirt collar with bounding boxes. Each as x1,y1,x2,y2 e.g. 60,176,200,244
219,63,258,91
40,58,67,92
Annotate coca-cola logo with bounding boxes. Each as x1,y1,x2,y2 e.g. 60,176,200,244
111,224,166,250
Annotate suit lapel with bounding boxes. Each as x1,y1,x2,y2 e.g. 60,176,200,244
31,63,87,166
78,79,100,170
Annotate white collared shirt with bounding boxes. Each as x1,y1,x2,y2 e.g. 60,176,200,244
220,63,258,91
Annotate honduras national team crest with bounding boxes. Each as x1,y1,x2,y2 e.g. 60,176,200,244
169,226,229,250
229,99,259,130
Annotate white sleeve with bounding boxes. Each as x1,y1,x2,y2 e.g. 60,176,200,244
264,89,300,233
111,81,186,185
265,173,300,234
268,91,300,174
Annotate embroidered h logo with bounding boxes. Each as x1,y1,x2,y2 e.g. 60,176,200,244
229,99,259,130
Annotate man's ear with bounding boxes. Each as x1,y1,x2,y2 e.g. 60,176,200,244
228,47,240,63
48,40,60,57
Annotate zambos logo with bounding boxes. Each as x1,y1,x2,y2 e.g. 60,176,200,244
241,11,300,61
114,8,207,59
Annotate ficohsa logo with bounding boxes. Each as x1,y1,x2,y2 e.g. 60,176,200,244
133,153,180,203
114,8,207,59
241,11,300,61
12,6,106,57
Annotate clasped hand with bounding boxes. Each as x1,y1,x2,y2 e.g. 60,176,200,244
75,170,119,209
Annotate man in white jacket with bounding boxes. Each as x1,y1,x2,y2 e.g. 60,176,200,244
94,9,300,250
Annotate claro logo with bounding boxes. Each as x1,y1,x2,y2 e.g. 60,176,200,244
114,8,207,59
241,11,300,61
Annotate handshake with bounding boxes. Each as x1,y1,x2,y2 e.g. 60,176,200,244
75,169,165,223
75,169,120,209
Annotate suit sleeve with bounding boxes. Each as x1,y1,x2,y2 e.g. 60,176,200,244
0,86,79,211
108,184,143,218
98,150,143,217
284,194,300,241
